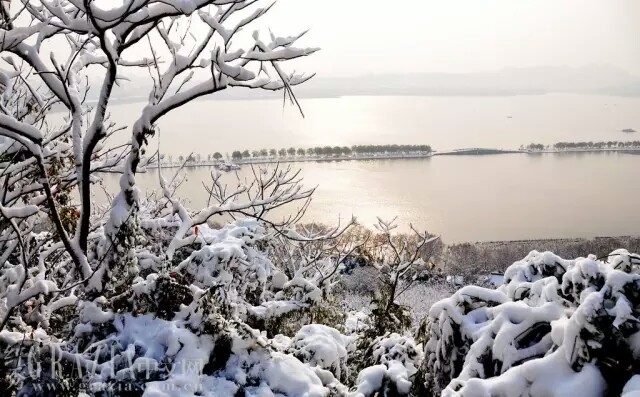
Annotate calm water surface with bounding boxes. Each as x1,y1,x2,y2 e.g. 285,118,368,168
105,94,640,153
101,152,640,242
95,94,640,242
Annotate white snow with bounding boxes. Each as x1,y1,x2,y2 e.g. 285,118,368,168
425,249,640,397
292,324,355,380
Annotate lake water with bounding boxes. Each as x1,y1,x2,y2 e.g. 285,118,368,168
107,94,640,153
98,94,640,242
101,152,640,243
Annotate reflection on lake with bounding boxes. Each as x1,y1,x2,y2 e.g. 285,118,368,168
103,94,640,154
100,152,640,242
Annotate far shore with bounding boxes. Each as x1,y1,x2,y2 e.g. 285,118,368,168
158,147,640,169
159,152,434,168
525,147,640,155
465,234,640,273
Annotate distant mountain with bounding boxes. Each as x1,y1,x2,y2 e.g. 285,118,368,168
599,82,640,96
296,64,640,97
94,64,640,102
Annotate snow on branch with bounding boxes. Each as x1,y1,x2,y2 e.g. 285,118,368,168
1,0,316,300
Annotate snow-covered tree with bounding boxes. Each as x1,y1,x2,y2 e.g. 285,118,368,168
0,1,344,395
417,249,640,397
0,0,317,284
366,218,439,335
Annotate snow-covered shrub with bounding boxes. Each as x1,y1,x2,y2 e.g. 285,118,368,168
0,214,354,396
418,249,640,397
54,311,347,397
352,333,423,397
344,310,372,334
369,333,422,372
245,221,368,337
173,220,272,318
291,324,356,381
623,375,640,397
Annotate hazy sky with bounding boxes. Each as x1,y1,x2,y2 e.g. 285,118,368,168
260,0,640,77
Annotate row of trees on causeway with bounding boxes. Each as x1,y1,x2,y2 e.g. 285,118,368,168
228,145,433,160
523,141,640,151
162,145,433,164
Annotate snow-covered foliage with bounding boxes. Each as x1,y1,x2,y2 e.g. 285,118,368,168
352,333,423,397
0,1,356,395
3,2,640,397
0,0,318,296
0,8,379,385
418,249,640,397
0,216,356,396
291,324,355,382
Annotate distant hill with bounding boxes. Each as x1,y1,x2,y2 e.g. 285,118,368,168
297,64,640,97
599,81,640,96
96,64,640,102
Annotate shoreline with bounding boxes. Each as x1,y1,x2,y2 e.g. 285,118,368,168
524,147,640,154
471,234,640,246
158,152,434,168
460,235,640,272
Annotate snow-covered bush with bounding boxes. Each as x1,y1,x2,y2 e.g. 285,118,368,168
344,310,372,334
418,249,640,397
352,333,423,397
0,215,356,396
291,324,356,381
